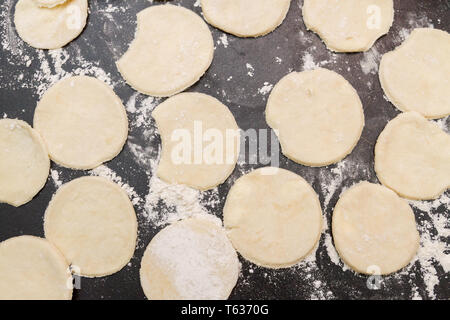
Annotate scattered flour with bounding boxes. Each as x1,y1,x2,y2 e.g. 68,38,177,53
360,47,381,75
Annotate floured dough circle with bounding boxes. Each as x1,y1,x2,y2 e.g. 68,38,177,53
0,119,49,207
302,0,394,52
35,0,68,8
34,76,128,170
140,216,239,300
200,0,291,37
375,112,450,200
379,28,450,119
223,168,322,268
117,5,214,97
0,236,72,300
152,93,240,190
15,0,88,49
332,182,420,275
44,176,138,277
266,68,364,167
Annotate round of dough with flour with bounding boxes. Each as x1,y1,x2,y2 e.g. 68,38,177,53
152,92,240,190
200,0,291,37
117,5,214,97
379,28,450,119
0,119,49,207
266,68,364,167
223,168,322,268
34,0,68,8
34,76,128,170
44,176,137,277
302,0,394,52
140,216,239,300
332,182,420,275
375,112,450,200
14,0,88,49
0,236,72,300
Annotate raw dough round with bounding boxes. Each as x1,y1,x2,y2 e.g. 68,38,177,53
44,176,138,277
117,5,214,97
266,68,364,167
152,92,240,190
0,119,49,207
140,216,239,300
35,0,68,8
302,0,394,52
0,236,72,300
34,76,128,170
375,112,450,200
14,0,88,50
223,168,322,268
200,0,291,37
379,28,450,119
332,182,420,275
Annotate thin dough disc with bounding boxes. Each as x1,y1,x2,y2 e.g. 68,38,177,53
332,182,420,275
266,68,364,167
379,28,450,119
44,176,138,277
0,119,49,207
0,236,72,300
35,0,68,8
14,0,88,50
152,92,240,190
117,5,214,97
34,76,128,170
375,112,450,200
223,168,322,268
140,216,239,300
200,0,291,37
302,0,394,52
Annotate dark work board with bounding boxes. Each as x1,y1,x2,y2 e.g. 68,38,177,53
0,0,449,300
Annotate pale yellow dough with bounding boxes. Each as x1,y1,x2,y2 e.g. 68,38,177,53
35,0,68,8
0,236,72,300
223,168,322,269
302,0,394,52
117,5,214,97
15,0,88,49
379,28,450,119
0,119,49,207
200,0,291,37
34,76,128,170
332,182,420,275
44,176,138,277
375,112,450,200
266,68,364,167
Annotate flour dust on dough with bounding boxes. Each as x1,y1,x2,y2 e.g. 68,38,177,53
375,112,450,200
266,68,364,167
44,176,138,277
0,236,72,300
223,168,323,269
34,76,128,170
14,0,88,49
117,5,214,97
34,0,68,8
302,0,394,52
379,28,450,119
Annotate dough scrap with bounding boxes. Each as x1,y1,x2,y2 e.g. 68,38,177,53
44,176,138,277
117,5,214,97
332,182,420,275
34,76,128,170
34,0,68,8
200,0,291,37
140,216,239,300
152,92,240,190
14,0,88,49
375,112,450,200
0,119,49,207
266,68,364,167
302,0,394,52
0,236,72,300
223,168,322,268
379,28,450,119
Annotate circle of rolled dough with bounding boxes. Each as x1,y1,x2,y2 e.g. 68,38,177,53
44,176,138,277
34,0,68,8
